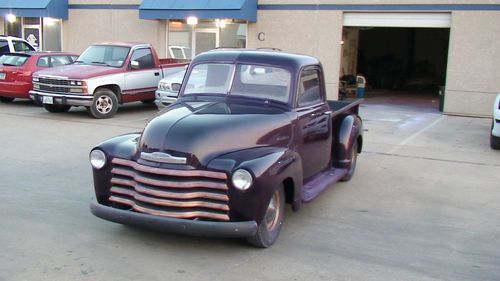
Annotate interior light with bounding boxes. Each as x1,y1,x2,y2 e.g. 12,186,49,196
6,14,16,23
44,17,56,26
187,16,198,25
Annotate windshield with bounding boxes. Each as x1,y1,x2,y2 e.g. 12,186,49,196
75,45,130,67
183,63,291,103
0,54,29,66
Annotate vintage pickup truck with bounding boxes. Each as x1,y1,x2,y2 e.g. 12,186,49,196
29,42,186,118
89,49,363,247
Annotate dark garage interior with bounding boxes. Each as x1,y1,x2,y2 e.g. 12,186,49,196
342,27,450,110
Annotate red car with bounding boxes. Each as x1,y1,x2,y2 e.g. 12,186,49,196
0,52,78,102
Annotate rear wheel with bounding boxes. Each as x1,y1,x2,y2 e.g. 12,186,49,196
88,89,118,119
246,185,285,248
341,141,358,182
43,104,71,113
141,99,155,104
0,97,14,103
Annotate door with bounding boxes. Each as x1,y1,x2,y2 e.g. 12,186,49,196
296,67,332,180
124,48,161,102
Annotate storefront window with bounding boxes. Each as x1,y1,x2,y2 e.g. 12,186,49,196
3,16,61,51
168,20,247,59
42,18,62,51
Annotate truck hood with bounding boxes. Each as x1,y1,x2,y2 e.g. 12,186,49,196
34,64,123,79
138,100,293,166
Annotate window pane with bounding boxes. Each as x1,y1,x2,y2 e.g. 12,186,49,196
232,64,291,103
220,23,247,48
131,48,154,69
0,40,9,55
37,56,50,67
51,56,72,67
12,41,34,52
43,18,62,51
184,63,233,95
0,54,29,66
298,69,322,106
76,45,130,67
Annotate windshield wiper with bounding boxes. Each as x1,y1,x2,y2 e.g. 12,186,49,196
74,60,85,64
91,61,107,65
1,63,16,66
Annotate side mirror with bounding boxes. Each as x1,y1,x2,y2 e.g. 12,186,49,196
171,83,181,93
130,60,140,70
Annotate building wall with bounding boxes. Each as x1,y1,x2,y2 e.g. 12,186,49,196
0,18,4,35
248,10,343,100
444,11,500,117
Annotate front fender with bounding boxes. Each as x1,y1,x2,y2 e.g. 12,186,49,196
207,146,302,223
91,133,140,204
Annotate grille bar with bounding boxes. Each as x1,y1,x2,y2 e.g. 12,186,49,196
111,187,229,211
109,196,230,221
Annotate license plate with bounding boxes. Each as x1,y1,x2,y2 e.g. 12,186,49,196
0,73,5,80
42,96,54,104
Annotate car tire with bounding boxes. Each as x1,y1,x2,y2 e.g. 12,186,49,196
141,99,155,104
88,89,118,119
491,121,500,150
43,104,71,113
0,97,14,103
340,140,358,182
246,185,285,248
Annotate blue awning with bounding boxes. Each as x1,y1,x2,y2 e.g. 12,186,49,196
0,0,68,19
139,0,257,22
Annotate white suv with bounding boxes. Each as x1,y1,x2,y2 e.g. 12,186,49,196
491,93,500,149
0,36,36,56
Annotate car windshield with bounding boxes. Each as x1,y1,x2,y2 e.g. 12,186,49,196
75,45,130,67
183,63,291,103
0,54,29,66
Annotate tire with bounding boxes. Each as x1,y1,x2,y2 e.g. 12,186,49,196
88,89,118,119
246,185,285,248
341,140,358,182
43,104,71,113
491,121,500,150
0,97,14,103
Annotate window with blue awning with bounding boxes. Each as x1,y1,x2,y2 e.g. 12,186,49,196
0,0,68,19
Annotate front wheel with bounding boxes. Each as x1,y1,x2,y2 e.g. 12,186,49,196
43,104,71,113
341,141,358,182
0,97,14,103
88,89,118,119
246,185,285,248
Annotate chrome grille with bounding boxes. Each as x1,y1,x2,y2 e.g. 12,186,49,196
39,85,70,93
39,77,70,86
109,158,230,221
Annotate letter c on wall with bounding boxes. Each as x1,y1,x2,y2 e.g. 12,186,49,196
258,32,265,42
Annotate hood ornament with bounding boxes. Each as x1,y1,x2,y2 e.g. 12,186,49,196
140,152,187,164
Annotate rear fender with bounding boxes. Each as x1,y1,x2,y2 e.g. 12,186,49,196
333,115,362,169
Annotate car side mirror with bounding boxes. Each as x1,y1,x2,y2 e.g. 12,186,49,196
130,60,140,70
171,83,181,93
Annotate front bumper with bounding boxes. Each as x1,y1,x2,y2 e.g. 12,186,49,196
155,89,178,110
29,90,93,107
90,201,258,238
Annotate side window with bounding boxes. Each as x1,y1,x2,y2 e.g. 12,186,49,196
51,56,72,67
0,40,9,55
70,56,78,62
131,48,154,69
13,40,35,52
297,68,322,107
37,57,50,67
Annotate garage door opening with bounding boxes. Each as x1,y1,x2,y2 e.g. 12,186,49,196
341,13,451,111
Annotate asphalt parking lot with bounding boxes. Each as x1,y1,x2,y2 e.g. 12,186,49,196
0,98,499,281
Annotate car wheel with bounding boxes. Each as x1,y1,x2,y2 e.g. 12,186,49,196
491,121,500,150
341,140,358,182
88,89,118,119
246,185,285,248
141,99,155,104
43,104,71,113
0,97,14,103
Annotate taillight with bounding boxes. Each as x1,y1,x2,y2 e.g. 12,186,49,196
18,71,32,78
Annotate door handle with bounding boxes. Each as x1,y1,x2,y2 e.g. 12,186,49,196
154,72,160,76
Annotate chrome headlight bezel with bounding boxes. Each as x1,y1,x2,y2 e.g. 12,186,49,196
232,169,253,191
89,149,107,169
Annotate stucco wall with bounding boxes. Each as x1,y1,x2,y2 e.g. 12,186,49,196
444,11,500,117
62,9,166,55
248,10,343,100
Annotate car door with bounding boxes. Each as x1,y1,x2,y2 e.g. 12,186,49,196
296,66,332,180
123,47,161,102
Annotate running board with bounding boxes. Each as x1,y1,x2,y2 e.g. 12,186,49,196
301,168,348,203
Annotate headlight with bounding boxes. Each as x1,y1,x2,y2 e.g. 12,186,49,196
232,169,253,191
33,76,39,82
90,149,107,169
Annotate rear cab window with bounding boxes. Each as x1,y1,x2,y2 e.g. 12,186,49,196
0,54,30,66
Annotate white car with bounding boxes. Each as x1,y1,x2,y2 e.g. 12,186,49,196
155,65,187,109
0,36,36,56
491,93,500,149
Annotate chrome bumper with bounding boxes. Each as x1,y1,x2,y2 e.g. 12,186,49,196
29,90,93,107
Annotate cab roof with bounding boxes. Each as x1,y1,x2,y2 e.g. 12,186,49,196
191,49,321,70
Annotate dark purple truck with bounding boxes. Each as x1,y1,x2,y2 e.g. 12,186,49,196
89,49,363,247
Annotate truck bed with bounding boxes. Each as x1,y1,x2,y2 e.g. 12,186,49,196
327,99,363,118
